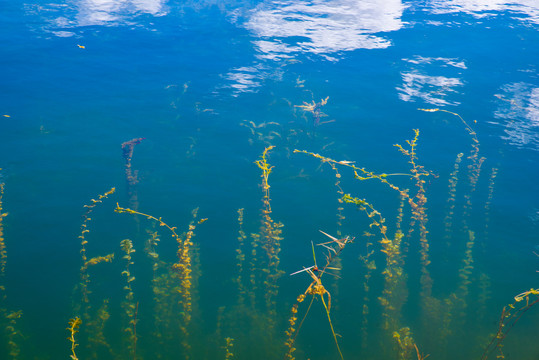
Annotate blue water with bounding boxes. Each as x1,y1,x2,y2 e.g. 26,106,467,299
1,1,538,359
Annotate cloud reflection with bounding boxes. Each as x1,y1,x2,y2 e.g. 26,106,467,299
242,0,406,60
26,0,167,36
223,66,263,94
75,0,167,26
397,56,466,106
493,82,539,150
426,0,539,24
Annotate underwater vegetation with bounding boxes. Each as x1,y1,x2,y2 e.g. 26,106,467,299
0,107,537,360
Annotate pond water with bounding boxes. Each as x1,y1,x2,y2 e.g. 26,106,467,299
0,1,538,359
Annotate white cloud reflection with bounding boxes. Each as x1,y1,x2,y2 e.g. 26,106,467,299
397,56,466,106
425,0,539,24
74,0,167,26
223,66,263,94
26,0,167,36
493,82,539,150
242,0,406,60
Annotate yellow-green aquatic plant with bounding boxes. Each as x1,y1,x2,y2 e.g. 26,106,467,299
255,146,285,326
67,317,82,360
234,208,247,306
481,289,539,360
358,231,375,349
484,167,498,236
296,130,472,358
419,109,485,228
295,96,331,127
444,152,464,242
121,138,144,211
76,188,116,308
285,232,353,360
0,182,23,360
85,299,113,358
394,130,433,301
343,195,412,359
115,203,206,359
120,238,138,359
0,183,6,281
4,310,22,360
223,337,235,360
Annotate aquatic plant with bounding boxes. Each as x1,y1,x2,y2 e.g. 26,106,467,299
255,146,285,324
358,231,375,349
343,195,412,359
85,299,113,358
76,188,116,308
121,138,145,210
234,208,247,306
419,109,485,229
240,120,282,147
0,183,6,282
0,182,23,360
4,310,22,360
223,337,235,360
114,204,206,359
285,232,353,360
67,317,82,360
481,289,539,360
295,96,332,127
217,147,286,358
444,153,464,242
120,238,138,359
70,188,117,358
394,130,434,303
483,167,498,238
4,109,538,360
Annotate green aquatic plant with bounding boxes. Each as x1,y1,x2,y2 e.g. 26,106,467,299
4,310,22,360
483,166,498,239
418,109,494,354
295,96,332,127
0,182,23,360
240,120,283,147
120,238,138,359
223,337,235,360
218,147,286,359
419,109,485,229
285,232,353,360
234,208,248,307
444,153,464,243
115,203,206,359
121,138,145,211
358,231,375,349
85,299,113,358
481,289,539,360
343,195,412,359
76,188,116,310
0,183,6,282
255,146,285,328
394,130,434,302
67,317,82,360
71,188,116,358
295,132,430,352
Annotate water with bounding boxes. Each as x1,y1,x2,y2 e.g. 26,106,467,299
0,1,538,359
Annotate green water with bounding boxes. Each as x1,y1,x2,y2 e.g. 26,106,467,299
1,1,538,359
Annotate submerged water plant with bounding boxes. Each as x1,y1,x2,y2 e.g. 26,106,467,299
285,231,353,360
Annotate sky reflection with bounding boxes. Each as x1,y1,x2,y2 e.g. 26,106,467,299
74,0,167,25
25,0,168,36
425,0,539,24
397,56,466,106
242,0,406,60
493,82,539,151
